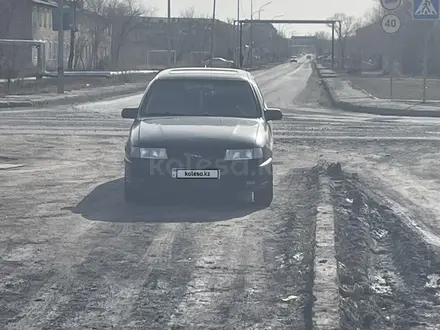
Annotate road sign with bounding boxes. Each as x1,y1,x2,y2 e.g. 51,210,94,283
381,13,401,33
380,0,402,11
413,0,439,20
52,7,75,31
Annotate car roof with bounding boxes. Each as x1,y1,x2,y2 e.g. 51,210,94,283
154,67,252,81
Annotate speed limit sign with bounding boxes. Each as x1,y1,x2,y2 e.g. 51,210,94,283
380,0,401,11
381,13,401,34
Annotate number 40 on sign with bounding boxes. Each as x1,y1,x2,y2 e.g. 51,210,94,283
381,13,401,34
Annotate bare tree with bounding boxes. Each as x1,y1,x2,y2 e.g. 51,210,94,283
315,31,330,39
362,3,384,25
180,6,195,18
66,0,85,70
277,29,287,38
314,31,331,56
82,0,115,69
82,0,148,70
74,30,88,69
106,0,151,69
342,0,440,75
328,13,360,69
84,0,108,15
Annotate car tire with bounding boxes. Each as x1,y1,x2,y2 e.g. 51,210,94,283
124,180,142,205
254,175,273,207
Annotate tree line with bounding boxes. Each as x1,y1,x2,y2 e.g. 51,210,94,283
315,1,440,75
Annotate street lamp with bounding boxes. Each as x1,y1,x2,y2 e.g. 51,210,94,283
271,14,283,30
252,9,265,19
271,14,283,19
250,1,272,67
257,1,271,19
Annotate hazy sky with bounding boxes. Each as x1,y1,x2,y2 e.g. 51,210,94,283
142,0,375,35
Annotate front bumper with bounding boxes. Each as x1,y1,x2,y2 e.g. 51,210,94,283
124,157,272,193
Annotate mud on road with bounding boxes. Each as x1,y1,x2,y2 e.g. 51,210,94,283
328,164,440,330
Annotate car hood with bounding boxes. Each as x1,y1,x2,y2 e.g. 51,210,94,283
133,116,263,148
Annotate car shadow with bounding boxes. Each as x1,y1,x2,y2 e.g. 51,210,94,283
68,178,262,223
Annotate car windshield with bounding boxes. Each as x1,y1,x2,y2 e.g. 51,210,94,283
140,79,260,118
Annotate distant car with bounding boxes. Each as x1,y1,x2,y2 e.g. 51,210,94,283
203,57,234,68
306,55,312,60
290,56,298,63
121,67,283,206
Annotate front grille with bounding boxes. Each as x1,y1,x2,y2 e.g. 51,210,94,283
167,147,226,162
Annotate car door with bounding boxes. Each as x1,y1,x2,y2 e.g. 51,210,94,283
250,79,274,150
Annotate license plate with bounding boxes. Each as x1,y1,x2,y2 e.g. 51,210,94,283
172,169,220,179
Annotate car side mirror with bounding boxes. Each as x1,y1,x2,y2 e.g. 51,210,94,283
265,107,282,121
121,107,138,119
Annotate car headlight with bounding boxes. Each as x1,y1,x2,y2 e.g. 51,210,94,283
224,148,263,160
129,147,168,159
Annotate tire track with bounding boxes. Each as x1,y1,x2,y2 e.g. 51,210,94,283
165,168,319,329
32,223,185,330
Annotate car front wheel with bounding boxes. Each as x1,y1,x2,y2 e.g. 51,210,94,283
254,176,273,207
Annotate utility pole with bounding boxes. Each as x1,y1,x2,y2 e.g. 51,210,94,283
338,21,342,69
167,0,172,66
389,34,393,99
239,22,243,68
250,0,253,68
67,0,77,70
57,0,65,94
209,0,216,66
422,21,430,103
331,22,335,69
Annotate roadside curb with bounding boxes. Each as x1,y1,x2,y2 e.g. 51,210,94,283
312,174,339,330
334,99,440,117
314,64,440,118
319,78,338,108
312,61,321,78
0,83,149,109
321,78,440,118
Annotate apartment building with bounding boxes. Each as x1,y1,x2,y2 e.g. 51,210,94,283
0,0,111,75
32,0,112,70
30,0,70,70
114,16,235,70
